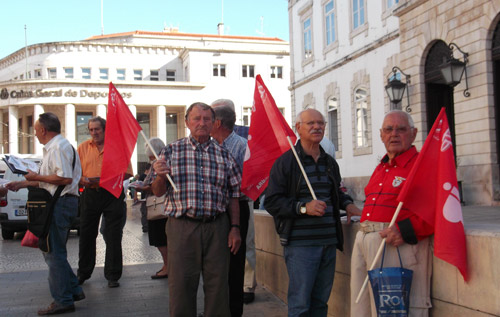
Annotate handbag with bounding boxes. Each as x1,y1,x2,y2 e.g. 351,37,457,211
368,244,413,317
21,230,39,248
146,194,167,220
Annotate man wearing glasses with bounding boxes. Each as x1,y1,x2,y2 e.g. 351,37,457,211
265,108,359,316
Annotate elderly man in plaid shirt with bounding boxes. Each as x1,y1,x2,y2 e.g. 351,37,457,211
152,102,242,317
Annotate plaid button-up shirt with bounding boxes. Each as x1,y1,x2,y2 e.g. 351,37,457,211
159,136,241,218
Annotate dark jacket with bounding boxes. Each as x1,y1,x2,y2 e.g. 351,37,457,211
264,141,353,251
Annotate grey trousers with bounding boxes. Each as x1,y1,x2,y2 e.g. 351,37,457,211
166,215,230,317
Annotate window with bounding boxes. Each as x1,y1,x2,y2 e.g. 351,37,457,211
20,74,24,80
137,113,151,169
34,69,42,79
166,70,176,81
48,68,57,79
243,107,252,126
99,68,109,80
76,112,93,146
64,67,74,79
166,113,179,144
27,115,33,154
150,69,159,81
303,18,313,59
328,97,339,150
270,66,283,79
355,88,368,147
387,0,399,8
117,69,126,80
352,0,365,30
213,64,226,77
134,69,143,81
82,67,91,79
242,65,255,78
325,1,336,46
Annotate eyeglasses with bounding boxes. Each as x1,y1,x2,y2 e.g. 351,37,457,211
381,126,412,134
300,120,327,127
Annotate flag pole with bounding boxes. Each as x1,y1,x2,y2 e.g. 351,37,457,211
286,136,317,200
355,201,404,303
140,130,179,192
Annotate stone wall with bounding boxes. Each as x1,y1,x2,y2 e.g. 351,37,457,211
254,211,500,316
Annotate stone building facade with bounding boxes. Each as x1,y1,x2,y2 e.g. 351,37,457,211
288,0,500,205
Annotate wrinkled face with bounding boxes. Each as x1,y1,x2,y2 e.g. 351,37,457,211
380,113,417,160
88,121,105,145
296,109,325,145
185,106,214,143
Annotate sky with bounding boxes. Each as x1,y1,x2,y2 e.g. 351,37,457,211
0,0,289,59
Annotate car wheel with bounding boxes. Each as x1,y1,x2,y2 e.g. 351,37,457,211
1,228,15,240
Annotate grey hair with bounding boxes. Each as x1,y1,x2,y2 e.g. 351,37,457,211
145,137,166,158
295,109,325,123
211,99,235,112
384,110,415,128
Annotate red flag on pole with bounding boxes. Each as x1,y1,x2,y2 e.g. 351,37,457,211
100,82,142,198
397,107,468,280
241,75,297,201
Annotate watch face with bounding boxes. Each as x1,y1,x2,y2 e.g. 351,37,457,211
300,206,307,214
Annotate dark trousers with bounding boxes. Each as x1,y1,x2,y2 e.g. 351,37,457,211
229,200,250,317
77,188,126,282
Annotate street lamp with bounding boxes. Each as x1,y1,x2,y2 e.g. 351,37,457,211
439,42,470,97
385,66,411,112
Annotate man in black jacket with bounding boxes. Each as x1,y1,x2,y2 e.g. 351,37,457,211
265,108,360,317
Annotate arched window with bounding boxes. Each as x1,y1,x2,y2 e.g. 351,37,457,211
355,88,368,147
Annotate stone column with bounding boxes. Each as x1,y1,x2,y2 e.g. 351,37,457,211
8,106,19,154
97,104,106,119
65,104,76,148
129,105,138,176
156,105,167,145
0,111,3,154
33,105,44,155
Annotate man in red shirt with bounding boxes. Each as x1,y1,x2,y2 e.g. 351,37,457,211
350,110,433,316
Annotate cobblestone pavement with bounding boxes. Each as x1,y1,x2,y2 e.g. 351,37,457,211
0,200,287,316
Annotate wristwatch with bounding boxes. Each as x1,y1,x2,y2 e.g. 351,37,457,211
300,204,307,215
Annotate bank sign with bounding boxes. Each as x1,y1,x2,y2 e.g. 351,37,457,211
0,88,132,100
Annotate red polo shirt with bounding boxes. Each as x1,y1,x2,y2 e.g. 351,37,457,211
361,146,433,240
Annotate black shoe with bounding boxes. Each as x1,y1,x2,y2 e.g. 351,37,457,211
243,292,255,304
37,302,75,315
108,280,120,288
73,291,86,302
77,276,87,285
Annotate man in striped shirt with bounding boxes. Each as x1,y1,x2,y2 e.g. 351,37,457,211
151,102,242,317
265,108,360,317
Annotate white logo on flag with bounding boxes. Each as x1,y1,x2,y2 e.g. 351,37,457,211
441,128,452,152
442,182,463,223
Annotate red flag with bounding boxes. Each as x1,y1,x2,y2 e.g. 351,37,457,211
397,108,468,280
100,82,142,198
241,75,297,201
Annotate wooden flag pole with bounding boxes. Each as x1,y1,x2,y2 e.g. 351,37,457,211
286,136,317,200
354,201,404,303
140,130,179,192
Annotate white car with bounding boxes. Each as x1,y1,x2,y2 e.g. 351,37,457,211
0,154,42,240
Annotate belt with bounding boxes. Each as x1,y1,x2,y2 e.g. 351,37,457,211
181,213,224,223
359,221,390,233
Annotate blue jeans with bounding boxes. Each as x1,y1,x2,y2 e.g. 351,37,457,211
284,245,337,317
43,196,82,306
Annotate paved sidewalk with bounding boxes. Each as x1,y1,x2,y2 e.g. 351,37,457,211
0,262,287,316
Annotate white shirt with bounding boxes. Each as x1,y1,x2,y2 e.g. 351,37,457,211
39,134,82,196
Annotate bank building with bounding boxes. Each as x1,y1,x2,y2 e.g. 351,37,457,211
0,26,291,173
